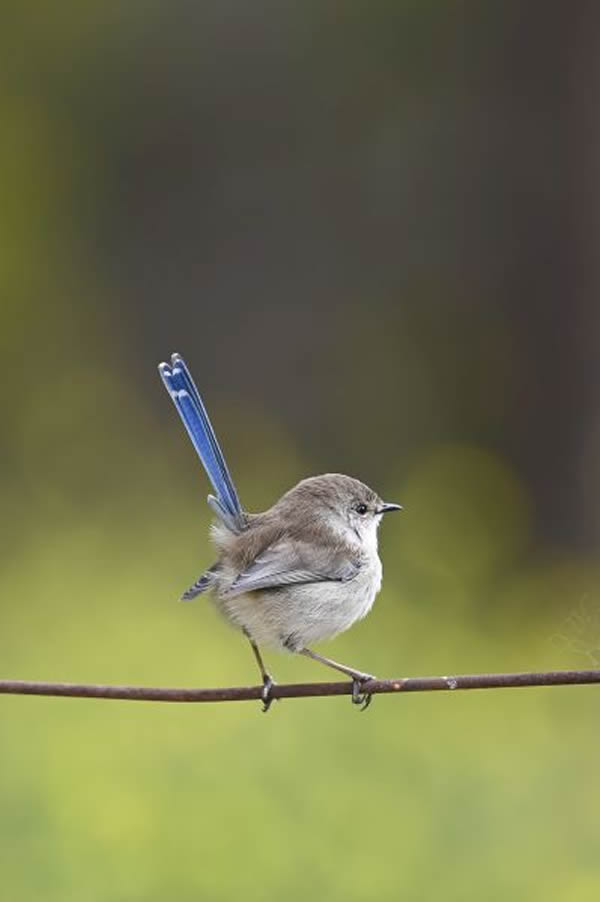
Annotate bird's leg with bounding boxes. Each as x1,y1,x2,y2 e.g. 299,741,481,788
300,647,376,711
246,634,277,713
299,646,375,681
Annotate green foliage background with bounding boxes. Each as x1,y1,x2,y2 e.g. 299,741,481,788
2,5,600,900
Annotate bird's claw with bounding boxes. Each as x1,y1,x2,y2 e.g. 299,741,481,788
351,674,375,711
261,675,278,713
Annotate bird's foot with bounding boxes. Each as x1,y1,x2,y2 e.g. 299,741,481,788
261,675,278,713
351,673,376,711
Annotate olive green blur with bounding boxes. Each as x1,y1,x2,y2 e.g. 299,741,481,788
2,5,600,901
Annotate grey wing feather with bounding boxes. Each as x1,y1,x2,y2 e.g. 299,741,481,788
180,563,220,601
224,539,361,598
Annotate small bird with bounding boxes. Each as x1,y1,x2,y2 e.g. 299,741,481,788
159,353,402,711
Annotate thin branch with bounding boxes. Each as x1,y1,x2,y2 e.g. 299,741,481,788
0,669,599,704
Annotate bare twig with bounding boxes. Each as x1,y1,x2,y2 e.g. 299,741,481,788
0,669,599,704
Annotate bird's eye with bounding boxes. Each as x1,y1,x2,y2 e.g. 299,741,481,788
355,503,368,515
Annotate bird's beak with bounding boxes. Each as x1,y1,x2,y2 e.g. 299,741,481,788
379,502,403,514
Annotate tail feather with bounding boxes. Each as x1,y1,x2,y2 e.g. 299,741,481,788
170,353,241,514
159,353,245,533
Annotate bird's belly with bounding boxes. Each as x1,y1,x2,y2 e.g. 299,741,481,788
215,559,382,650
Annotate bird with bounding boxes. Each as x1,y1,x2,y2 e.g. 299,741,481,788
158,353,402,711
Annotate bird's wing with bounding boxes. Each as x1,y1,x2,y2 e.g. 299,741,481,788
223,538,361,597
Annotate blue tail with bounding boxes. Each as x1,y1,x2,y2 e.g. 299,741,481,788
158,353,245,533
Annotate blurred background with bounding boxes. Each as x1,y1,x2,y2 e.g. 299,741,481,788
2,3,600,899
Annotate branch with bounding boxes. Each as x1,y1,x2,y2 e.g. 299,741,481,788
1,669,599,704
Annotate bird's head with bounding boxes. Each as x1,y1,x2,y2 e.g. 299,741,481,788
280,474,402,543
